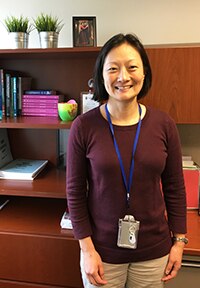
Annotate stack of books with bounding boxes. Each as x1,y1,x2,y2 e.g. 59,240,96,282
182,155,198,169
21,90,65,117
0,68,32,118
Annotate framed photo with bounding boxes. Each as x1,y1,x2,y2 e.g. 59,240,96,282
80,92,99,114
73,16,97,47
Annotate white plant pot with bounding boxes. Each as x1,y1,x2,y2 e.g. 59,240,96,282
9,32,29,49
39,31,59,48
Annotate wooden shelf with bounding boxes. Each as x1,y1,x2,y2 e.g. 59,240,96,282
0,197,71,236
0,48,99,109
0,116,72,129
0,47,101,60
0,167,66,199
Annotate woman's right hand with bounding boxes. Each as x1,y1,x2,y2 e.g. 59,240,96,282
80,237,107,286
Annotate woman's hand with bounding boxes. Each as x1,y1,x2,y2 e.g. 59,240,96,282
79,236,107,286
162,241,185,282
82,248,107,286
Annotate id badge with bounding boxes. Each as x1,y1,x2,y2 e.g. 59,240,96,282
117,215,140,249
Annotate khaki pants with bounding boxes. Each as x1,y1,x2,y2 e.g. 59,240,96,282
80,253,168,288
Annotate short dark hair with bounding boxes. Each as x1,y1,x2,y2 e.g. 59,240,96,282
93,33,152,102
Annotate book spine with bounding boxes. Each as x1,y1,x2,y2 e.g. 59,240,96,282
5,73,11,117
0,70,3,119
22,111,58,117
22,94,61,100
22,102,58,108
24,90,57,95
22,107,58,113
22,98,59,104
0,69,5,119
18,77,32,115
11,76,18,117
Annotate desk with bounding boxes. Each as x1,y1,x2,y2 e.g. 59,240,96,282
184,210,200,256
167,210,200,288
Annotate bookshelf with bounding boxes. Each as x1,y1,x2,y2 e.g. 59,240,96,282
0,47,101,288
0,45,199,287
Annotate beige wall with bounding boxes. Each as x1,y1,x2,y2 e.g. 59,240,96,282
0,0,200,48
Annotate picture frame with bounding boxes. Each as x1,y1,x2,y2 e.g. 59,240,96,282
73,16,97,47
80,91,99,114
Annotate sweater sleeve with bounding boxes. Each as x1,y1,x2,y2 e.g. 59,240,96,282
161,118,187,234
66,116,93,239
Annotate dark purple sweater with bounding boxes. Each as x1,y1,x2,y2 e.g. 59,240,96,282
66,106,187,264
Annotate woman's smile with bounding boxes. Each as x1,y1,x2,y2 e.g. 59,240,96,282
115,84,133,91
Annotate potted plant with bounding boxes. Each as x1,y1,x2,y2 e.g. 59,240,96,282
4,15,33,48
33,13,64,48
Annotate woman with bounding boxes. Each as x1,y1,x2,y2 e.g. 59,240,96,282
67,33,187,288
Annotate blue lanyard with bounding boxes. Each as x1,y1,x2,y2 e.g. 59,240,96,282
105,103,142,207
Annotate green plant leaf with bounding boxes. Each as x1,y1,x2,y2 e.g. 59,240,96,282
33,13,64,32
4,15,33,33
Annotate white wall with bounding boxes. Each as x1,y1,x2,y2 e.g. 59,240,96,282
0,0,200,48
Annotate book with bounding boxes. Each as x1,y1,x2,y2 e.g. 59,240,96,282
60,211,73,229
18,76,32,115
183,160,197,168
22,108,58,117
182,155,198,169
22,100,59,107
5,73,13,117
0,69,24,118
24,89,58,95
22,101,59,110
22,94,65,101
21,111,58,117
0,69,6,118
11,76,18,117
0,129,48,180
22,105,58,110
22,112,58,117
22,107,58,113
0,158,48,180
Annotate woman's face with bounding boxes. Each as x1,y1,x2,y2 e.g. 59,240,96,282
102,42,145,103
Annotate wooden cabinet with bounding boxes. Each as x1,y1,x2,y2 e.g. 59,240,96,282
0,47,101,288
0,44,199,287
141,44,200,123
0,197,82,288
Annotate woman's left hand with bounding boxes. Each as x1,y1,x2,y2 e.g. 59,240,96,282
162,241,185,282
